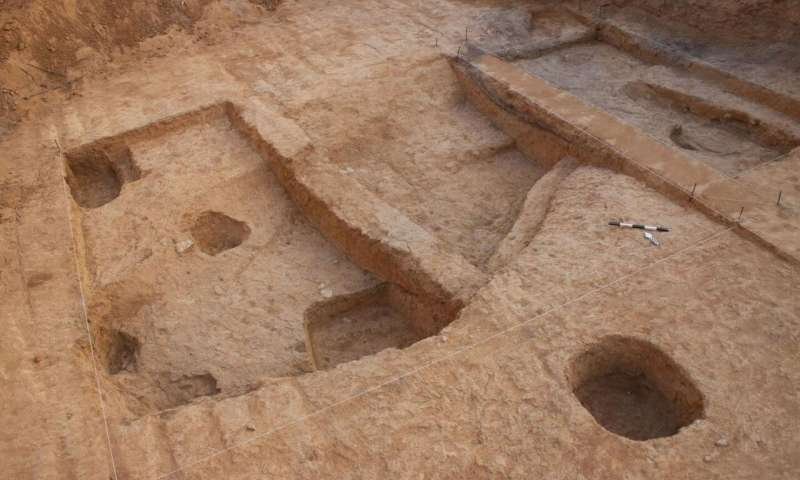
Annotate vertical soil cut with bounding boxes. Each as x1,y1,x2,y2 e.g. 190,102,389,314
305,283,453,370
64,143,140,208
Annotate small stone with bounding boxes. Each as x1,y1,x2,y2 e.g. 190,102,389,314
175,239,194,254
213,285,225,296
703,455,713,463
320,288,333,298
715,438,729,448
245,424,256,432
440,335,448,343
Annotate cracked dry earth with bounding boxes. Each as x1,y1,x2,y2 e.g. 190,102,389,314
2,1,800,479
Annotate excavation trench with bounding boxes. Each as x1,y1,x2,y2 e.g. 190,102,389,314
65,100,485,418
65,104,380,416
63,52,590,420
304,283,453,370
511,41,786,175
463,5,796,176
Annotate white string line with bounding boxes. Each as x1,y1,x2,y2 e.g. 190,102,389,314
117,211,703,425
142,26,748,476
697,149,798,207
153,11,792,476
154,224,734,479
122,10,790,475
151,46,773,479
700,193,799,211
112,158,716,424
127,222,705,426
55,138,120,480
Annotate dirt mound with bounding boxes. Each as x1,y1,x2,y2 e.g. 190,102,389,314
0,0,212,74
0,0,281,138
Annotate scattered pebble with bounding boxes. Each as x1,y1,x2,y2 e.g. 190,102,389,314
245,424,256,432
715,438,729,448
703,455,714,463
320,287,333,298
213,285,225,296
175,239,194,254
440,335,448,343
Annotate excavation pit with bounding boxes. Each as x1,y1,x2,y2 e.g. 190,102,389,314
568,336,704,441
105,329,140,375
305,283,452,370
190,210,251,255
68,104,376,417
64,143,141,208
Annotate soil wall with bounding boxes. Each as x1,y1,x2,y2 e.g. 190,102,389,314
612,0,800,42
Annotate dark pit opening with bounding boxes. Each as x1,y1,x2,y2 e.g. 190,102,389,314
190,211,251,256
568,335,704,441
668,124,699,151
97,328,221,411
106,329,140,375
65,142,140,208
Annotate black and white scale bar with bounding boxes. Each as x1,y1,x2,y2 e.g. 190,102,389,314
608,221,670,232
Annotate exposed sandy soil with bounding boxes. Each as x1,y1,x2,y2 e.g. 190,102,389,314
1,1,799,479
73,109,377,417
584,0,800,42
513,42,786,175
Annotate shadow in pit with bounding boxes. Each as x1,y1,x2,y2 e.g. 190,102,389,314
567,335,704,441
64,142,141,208
64,102,280,419
303,283,454,370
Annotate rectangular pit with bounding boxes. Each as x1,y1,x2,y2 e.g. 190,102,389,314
66,103,376,417
304,283,451,370
512,42,788,175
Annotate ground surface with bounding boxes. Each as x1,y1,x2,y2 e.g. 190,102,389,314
1,1,799,479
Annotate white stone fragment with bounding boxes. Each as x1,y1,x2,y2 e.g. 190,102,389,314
175,239,194,254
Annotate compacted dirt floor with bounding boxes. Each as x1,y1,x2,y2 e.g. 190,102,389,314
1,1,799,479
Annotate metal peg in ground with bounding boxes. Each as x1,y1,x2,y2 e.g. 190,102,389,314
608,220,670,232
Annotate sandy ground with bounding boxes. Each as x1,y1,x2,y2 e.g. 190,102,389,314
514,42,784,175
1,1,799,479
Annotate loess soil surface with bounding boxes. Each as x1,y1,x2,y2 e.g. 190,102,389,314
1,1,799,479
